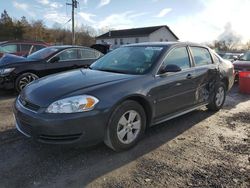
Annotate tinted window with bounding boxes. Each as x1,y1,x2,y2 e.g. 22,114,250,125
21,44,32,52
90,46,164,75
0,44,18,53
57,49,78,61
161,47,190,70
79,49,102,59
190,47,212,66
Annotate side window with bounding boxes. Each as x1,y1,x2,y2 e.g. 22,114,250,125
161,47,190,70
57,49,78,61
1,44,18,53
190,47,212,66
20,44,32,52
79,49,102,60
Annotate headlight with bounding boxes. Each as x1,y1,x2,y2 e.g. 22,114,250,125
0,68,15,75
46,95,99,113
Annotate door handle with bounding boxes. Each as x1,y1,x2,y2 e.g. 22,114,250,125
186,74,193,79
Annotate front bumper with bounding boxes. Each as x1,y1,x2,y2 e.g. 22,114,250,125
0,75,15,89
13,98,110,145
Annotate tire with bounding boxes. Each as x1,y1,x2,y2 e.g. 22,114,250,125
207,82,226,111
15,72,39,93
104,100,146,151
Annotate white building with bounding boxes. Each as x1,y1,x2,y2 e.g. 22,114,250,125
96,25,179,48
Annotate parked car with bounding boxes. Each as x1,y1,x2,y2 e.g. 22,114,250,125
233,51,250,81
221,52,243,62
0,46,103,92
14,42,234,151
0,40,49,58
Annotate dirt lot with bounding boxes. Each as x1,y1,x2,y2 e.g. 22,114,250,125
0,85,249,188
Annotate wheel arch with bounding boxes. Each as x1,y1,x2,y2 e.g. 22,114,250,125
110,94,153,129
221,77,229,91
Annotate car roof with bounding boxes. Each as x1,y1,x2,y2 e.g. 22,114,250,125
45,45,94,51
0,40,49,46
124,41,208,48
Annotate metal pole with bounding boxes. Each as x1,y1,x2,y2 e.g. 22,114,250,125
72,0,75,45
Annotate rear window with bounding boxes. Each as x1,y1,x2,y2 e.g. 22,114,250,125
0,44,19,53
190,47,212,66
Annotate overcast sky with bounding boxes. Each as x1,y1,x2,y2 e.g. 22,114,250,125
2,0,250,43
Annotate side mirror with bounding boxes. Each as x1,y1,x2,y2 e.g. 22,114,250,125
160,64,181,74
50,56,60,63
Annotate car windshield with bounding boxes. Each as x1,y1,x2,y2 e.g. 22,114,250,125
90,46,164,74
27,47,59,60
240,52,250,61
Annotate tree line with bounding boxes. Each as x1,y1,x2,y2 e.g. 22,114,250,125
1,9,249,51
0,10,95,46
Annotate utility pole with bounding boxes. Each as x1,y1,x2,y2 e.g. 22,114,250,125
66,0,78,45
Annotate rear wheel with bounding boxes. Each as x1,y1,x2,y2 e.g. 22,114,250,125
15,72,39,92
207,82,226,111
104,100,146,151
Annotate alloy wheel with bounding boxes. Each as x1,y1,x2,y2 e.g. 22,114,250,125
215,86,225,107
18,74,38,91
117,110,141,144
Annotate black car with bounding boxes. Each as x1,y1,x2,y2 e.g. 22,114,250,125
0,46,103,92
14,42,234,151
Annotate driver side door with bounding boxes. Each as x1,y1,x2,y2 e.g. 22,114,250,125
45,48,79,75
151,46,197,120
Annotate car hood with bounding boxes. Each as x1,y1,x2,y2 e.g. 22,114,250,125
0,54,34,66
21,69,135,107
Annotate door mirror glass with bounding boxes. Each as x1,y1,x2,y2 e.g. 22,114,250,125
161,64,181,74
50,56,60,63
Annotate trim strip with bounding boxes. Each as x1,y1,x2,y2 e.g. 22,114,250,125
15,121,31,138
153,103,208,125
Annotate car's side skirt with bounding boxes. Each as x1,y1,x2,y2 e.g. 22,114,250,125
152,102,208,126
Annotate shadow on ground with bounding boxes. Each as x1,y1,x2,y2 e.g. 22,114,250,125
0,108,215,188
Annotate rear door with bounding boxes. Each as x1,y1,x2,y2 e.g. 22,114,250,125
152,46,197,119
189,46,219,104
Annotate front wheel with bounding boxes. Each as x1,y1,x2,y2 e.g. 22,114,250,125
15,72,39,92
207,82,226,111
104,100,146,151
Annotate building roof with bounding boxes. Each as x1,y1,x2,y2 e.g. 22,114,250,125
96,25,179,40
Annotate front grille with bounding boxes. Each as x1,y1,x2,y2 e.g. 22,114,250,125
19,96,40,112
39,134,82,142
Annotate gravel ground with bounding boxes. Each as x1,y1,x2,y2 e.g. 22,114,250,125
0,85,249,188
